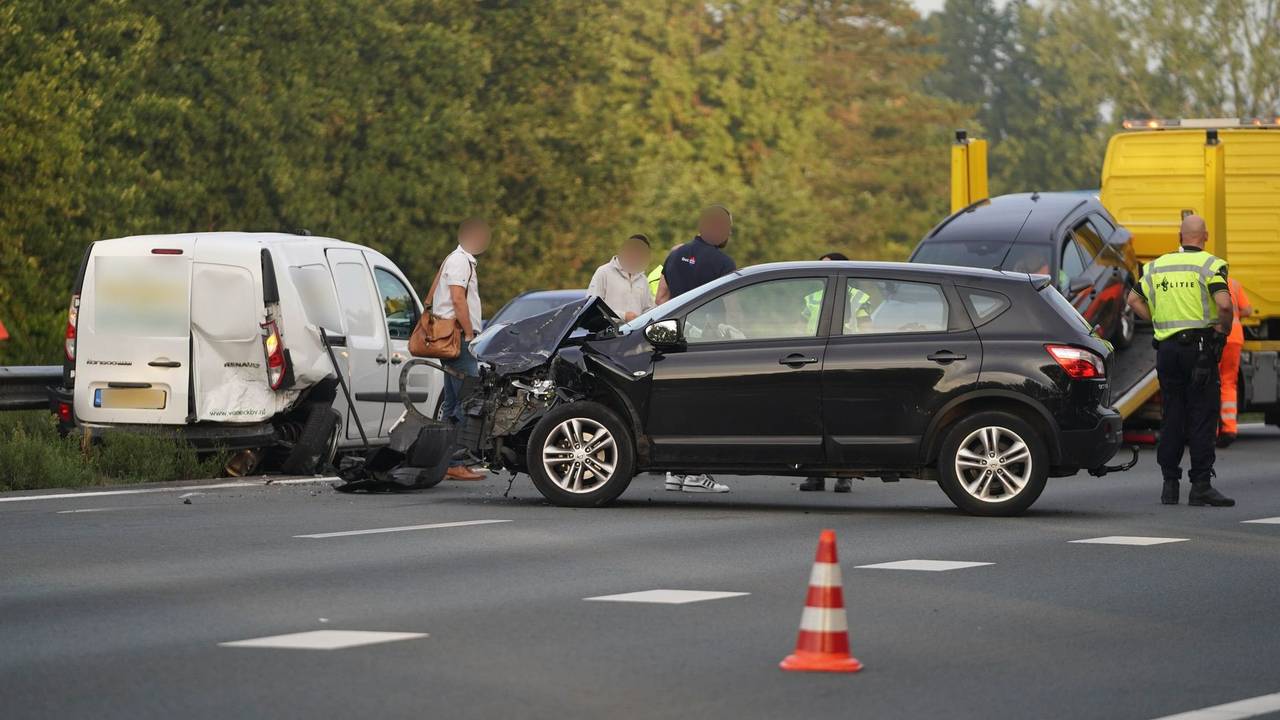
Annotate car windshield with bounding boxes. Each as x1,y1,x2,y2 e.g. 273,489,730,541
490,293,586,326
913,241,1053,275
618,271,743,333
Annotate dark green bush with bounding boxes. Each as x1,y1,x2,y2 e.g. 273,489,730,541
0,412,226,492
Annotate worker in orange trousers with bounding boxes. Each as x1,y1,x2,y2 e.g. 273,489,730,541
1218,278,1253,447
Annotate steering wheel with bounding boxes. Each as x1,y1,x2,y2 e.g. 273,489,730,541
717,323,746,340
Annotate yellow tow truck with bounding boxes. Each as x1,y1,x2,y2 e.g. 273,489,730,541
950,118,1280,429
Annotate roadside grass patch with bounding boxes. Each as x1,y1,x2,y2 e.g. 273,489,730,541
0,412,226,492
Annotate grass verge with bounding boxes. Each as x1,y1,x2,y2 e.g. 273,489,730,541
0,412,227,492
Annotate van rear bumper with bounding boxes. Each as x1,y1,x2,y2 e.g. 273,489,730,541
78,421,279,451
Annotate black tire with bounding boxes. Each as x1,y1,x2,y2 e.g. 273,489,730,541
936,410,1048,517
525,401,635,508
1266,408,1280,429
1111,304,1136,349
280,405,341,475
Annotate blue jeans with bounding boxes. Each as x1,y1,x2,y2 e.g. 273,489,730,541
440,342,478,424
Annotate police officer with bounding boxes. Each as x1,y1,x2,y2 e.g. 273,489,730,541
1126,214,1235,506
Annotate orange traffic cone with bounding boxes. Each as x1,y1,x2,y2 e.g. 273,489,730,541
780,529,863,673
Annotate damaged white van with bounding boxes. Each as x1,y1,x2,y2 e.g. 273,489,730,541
71,232,442,473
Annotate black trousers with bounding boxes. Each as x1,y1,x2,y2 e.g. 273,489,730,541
1156,339,1218,483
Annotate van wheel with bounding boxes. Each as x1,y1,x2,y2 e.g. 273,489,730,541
281,405,341,475
526,401,634,508
937,411,1048,516
1112,304,1136,349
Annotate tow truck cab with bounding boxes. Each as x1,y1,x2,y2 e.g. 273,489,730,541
1100,118,1280,425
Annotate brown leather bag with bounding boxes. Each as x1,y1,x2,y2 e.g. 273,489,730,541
408,259,469,359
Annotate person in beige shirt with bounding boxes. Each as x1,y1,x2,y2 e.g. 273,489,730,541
587,234,655,321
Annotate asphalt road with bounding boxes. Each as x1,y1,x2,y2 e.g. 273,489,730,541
3,426,1279,720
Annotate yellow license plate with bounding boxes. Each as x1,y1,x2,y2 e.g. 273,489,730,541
95,387,167,410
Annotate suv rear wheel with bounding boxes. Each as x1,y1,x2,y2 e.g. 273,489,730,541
526,401,635,508
937,411,1048,516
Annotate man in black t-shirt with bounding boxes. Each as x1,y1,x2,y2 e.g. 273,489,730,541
655,205,737,304
656,205,736,494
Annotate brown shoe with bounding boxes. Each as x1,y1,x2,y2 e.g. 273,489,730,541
445,466,485,481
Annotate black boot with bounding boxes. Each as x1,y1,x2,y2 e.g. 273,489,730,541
1161,479,1179,505
1188,482,1235,507
833,478,852,494
799,477,825,492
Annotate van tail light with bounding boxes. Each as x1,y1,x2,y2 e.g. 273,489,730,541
56,402,73,424
1045,344,1105,379
261,321,290,390
64,295,79,361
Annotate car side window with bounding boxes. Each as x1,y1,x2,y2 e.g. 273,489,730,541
684,277,825,344
1060,237,1086,287
960,288,1010,326
1072,221,1105,261
842,278,948,335
374,268,417,341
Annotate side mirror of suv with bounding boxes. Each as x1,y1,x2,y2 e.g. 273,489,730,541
644,319,682,348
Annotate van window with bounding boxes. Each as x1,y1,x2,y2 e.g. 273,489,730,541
333,262,379,338
192,263,257,340
93,256,188,338
289,265,343,333
374,268,417,341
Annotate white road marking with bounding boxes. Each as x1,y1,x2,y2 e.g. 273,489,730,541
0,477,337,504
294,519,511,539
855,560,993,572
1070,536,1188,546
1147,691,1280,720
56,506,151,514
219,630,427,650
584,589,750,604
1242,517,1280,525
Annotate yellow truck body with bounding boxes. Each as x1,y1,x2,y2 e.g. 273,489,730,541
1100,126,1280,422
1100,128,1280,325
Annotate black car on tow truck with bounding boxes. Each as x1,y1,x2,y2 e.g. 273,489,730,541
458,261,1130,516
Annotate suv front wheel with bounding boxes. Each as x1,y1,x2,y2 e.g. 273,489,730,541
526,401,635,508
937,411,1048,516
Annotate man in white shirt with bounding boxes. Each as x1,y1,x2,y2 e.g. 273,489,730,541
433,218,490,481
587,234,655,321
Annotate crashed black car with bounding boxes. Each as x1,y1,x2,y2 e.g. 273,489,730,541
460,261,1128,516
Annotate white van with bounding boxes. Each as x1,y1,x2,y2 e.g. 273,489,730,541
71,232,442,472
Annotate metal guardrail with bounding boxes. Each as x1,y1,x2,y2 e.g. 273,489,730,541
0,365,62,412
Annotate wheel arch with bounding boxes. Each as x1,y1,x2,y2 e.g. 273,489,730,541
922,390,1061,465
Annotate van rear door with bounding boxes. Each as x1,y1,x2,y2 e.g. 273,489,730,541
74,238,195,425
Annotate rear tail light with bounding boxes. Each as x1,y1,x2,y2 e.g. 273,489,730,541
1045,344,1105,379
64,295,79,361
56,402,73,423
261,320,290,390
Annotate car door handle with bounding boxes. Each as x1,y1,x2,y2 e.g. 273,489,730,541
389,354,404,365
148,360,181,368
778,353,818,367
927,351,967,364
375,354,388,365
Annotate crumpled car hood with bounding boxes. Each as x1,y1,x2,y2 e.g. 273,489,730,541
473,296,619,374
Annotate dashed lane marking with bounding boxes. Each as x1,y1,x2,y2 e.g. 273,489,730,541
1242,517,1280,525
219,630,427,650
1070,536,1188,546
584,590,750,604
1147,690,1280,720
294,519,511,539
854,560,994,572
0,477,337,504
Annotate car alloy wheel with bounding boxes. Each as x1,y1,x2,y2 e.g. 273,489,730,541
540,417,618,494
953,425,1033,503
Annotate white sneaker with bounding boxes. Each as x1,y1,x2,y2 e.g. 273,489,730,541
664,472,683,491
679,474,729,493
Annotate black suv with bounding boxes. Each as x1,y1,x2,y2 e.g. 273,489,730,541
910,193,1140,348
461,261,1125,516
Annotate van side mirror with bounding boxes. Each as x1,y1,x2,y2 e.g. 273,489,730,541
644,319,682,348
